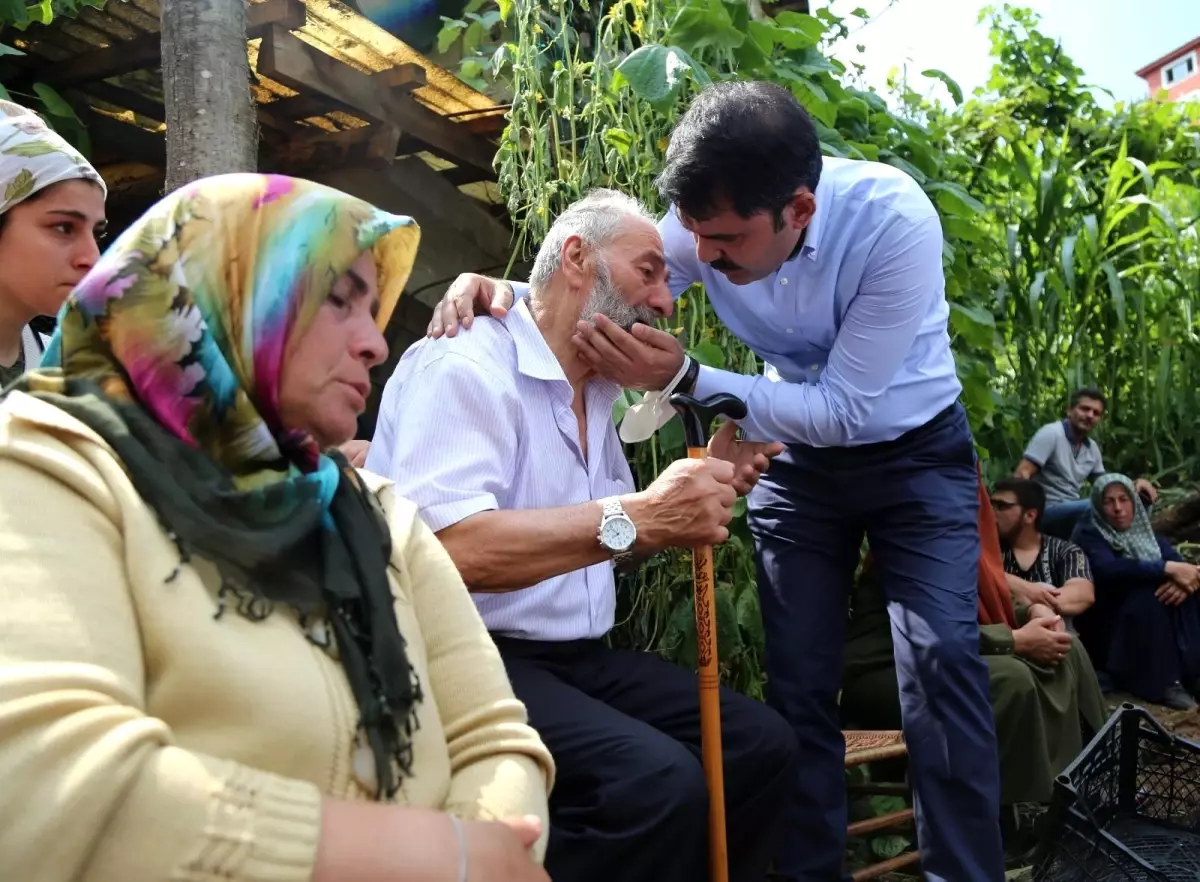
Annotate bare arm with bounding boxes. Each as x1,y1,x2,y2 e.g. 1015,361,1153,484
1004,571,1060,608
438,459,736,594
1054,577,1095,616
438,501,611,594
1014,457,1040,479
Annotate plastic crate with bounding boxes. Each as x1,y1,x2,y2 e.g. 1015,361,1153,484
1034,703,1200,881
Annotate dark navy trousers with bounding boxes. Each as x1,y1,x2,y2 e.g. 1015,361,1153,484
748,403,1005,882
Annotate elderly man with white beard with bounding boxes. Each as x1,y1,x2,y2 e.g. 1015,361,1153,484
366,189,798,882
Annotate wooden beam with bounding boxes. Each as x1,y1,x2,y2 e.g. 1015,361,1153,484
256,25,495,176
374,63,426,91
265,123,401,173
246,0,307,35
262,64,425,122
9,0,305,87
29,32,160,87
84,112,165,167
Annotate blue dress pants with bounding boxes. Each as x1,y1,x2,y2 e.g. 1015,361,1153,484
748,403,1005,882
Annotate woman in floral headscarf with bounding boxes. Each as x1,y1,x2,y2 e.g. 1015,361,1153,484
1073,472,1200,710
0,99,106,386
0,173,552,882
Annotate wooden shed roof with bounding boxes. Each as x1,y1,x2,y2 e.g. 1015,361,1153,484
0,0,508,205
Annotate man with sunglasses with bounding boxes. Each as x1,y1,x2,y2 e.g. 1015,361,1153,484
991,477,1096,634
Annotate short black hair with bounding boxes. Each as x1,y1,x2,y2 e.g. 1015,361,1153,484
1070,387,1107,409
655,80,822,225
993,477,1046,527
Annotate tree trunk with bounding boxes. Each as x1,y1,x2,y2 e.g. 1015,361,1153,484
161,0,258,192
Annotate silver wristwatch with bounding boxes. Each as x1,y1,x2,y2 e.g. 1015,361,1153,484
598,496,637,566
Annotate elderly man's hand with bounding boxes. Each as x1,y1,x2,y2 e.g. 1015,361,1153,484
707,420,783,496
1135,477,1159,505
572,315,685,391
427,273,514,338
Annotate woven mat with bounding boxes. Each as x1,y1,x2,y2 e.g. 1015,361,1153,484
844,730,905,754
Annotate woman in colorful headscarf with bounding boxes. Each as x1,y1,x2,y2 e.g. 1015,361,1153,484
1072,472,1200,710
0,99,106,386
0,173,553,882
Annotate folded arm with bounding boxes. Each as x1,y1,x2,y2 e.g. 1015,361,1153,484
1073,526,1168,592
691,213,946,445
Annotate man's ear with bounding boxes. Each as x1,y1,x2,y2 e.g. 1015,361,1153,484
560,235,587,286
784,188,816,232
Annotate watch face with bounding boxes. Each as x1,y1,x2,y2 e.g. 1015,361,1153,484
601,516,637,552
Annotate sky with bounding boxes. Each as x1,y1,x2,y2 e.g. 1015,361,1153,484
826,0,1200,107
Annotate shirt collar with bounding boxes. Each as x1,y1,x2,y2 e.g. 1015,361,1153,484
505,300,622,403
507,299,568,383
797,171,831,262
1061,418,1089,447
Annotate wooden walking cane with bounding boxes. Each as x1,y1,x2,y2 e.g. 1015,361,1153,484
668,391,748,882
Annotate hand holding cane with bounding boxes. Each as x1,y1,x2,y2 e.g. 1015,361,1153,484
668,391,748,882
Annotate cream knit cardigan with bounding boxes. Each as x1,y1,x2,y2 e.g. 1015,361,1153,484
0,391,553,882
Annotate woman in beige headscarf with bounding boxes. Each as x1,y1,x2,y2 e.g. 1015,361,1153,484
0,99,107,385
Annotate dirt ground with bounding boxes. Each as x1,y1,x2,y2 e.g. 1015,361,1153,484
1107,691,1200,739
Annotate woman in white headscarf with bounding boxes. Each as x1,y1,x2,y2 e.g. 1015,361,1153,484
1073,473,1200,709
0,99,107,386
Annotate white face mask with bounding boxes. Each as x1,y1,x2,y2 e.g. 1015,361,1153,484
617,357,694,443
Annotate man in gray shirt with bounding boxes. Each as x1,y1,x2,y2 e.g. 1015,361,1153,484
1015,387,1157,538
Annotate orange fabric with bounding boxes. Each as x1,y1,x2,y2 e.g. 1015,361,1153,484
975,461,1017,628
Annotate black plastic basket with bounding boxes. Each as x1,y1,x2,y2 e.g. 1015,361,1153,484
1034,703,1200,881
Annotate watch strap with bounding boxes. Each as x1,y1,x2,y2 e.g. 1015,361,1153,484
599,497,635,565
602,497,625,519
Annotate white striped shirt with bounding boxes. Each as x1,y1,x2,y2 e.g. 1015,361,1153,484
365,300,634,641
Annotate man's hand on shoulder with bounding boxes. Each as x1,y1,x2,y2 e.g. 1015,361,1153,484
625,457,737,548
707,420,784,496
572,315,685,391
427,273,514,338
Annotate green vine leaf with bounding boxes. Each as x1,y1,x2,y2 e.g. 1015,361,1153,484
32,82,78,121
921,68,964,105
614,44,699,106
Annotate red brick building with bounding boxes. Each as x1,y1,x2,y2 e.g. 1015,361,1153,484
1136,37,1200,102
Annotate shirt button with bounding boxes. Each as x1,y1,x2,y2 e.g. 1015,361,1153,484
785,328,794,334
353,743,378,794
780,278,789,286
810,363,820,371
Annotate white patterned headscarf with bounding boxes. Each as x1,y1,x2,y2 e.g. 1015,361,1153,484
0,100,105,215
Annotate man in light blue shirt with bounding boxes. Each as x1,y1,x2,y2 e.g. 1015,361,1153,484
429,81,1003,882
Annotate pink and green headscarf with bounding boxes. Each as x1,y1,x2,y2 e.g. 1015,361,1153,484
23,173,425,798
